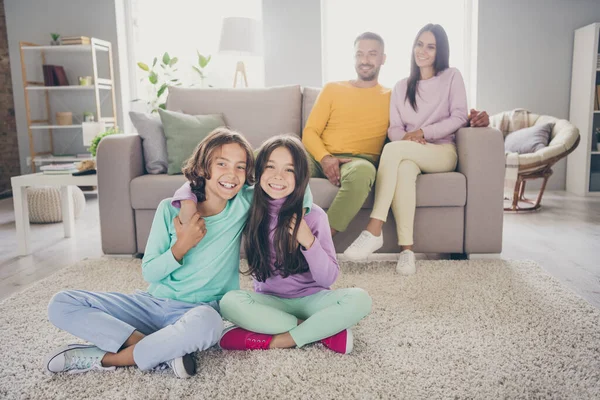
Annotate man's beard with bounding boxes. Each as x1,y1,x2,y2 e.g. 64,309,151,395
356,65,380,81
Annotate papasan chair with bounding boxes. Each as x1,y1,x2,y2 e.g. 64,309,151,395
490,110,580,212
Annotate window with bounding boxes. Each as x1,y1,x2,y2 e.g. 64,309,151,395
129,0,263,109
321,0,473,102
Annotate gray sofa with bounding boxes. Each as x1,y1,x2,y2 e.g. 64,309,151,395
97,85,504,256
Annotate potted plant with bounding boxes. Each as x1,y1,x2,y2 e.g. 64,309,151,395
135,52,181,113
89,127,120,157
50,33,60,46
192,50,211,87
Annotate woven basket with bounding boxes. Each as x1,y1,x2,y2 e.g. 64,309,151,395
27,186,86,223
56,112,73,126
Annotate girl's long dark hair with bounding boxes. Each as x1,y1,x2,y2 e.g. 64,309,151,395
243,135,311,282
182,127,255,202
405,23,450,111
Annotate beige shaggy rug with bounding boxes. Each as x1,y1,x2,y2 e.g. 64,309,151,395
0,258,599,399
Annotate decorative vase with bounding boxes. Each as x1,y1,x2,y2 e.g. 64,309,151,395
50,40,60,46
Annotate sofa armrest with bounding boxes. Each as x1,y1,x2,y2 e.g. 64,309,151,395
456,127,504,254
97,134,144,254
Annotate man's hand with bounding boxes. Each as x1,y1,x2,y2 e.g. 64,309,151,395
171,213,207,261
402,129,426,144
469,109,489,127
289,213,315,250
320,155,352,186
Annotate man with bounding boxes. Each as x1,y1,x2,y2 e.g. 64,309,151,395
302,32,488,236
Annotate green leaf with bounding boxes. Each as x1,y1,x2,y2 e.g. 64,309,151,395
192,66,205,78
148,71,158,84
199,54,211,68
158,103,166,110
137,62,149,71
152,57,157,67
170,79,179,82
169,57,178,66
162,52,170,65
157,83,168,98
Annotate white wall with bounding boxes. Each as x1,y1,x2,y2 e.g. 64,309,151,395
476,0,600,190
4,0,125,174
262,0,322,87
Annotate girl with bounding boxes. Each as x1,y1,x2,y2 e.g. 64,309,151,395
217,135,372,354
344,24,469,274
44,128,256,378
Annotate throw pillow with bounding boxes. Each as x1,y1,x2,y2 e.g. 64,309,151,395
129,111,168,174
504,122,554,154
158,109,226,175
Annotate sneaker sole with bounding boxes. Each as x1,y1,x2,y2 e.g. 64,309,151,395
343,243,384,261
44,344,98,373
171,353,196,379
345,328,354,354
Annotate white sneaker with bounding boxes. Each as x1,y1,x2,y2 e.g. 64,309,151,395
153,353,196,379
396,250,416,275
344,230,383,260
44,344,115,374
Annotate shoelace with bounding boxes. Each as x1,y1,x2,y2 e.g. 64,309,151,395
153,362,169,371
65,355,101,373
246,336,269,350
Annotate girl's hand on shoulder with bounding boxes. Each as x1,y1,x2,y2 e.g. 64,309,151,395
289,213,315,250
402,129,426,144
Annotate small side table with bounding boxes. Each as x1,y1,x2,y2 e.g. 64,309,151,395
11,172,98,256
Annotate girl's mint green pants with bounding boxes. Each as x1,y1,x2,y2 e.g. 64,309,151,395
219,288,372,347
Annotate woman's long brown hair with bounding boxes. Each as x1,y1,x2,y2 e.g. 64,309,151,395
243,135,311,282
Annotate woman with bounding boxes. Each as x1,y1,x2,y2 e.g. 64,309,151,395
344,24,468,274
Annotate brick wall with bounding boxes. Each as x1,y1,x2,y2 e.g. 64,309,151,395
0,0,19,196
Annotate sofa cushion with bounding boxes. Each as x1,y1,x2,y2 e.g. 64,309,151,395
166,85,302,148
131,172,467,211
504,122,554,154
131,174,187,210
310,172,466,209
129,111,168,174
158,109,226,175
302,87,321,132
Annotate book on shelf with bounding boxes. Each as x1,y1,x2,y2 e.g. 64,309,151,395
41,65,69,86
61,36,91,45
596,85,600,111
42,65,56,86
40,163,79,174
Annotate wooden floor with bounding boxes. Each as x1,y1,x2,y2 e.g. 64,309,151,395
1,192,599,308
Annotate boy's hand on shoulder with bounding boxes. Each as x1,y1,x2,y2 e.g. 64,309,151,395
289,213,315,250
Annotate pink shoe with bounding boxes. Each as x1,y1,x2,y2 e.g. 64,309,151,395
321,328,354,354
219,326,272,350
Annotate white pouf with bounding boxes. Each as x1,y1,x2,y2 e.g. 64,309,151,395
27,186,86,224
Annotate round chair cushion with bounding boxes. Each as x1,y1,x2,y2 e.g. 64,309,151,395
27,186,86,224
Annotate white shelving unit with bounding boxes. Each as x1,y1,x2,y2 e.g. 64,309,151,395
567,23,600,196
18,38,118,171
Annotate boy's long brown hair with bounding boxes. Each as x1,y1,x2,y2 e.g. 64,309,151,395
243,135,311,283
182,128,255,202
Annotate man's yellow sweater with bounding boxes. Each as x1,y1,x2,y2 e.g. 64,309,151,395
302,81,391,162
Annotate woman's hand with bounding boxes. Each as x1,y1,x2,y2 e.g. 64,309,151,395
402,129,426,144
289,213,315,250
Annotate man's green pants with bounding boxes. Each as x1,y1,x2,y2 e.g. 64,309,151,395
308,154,377,232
